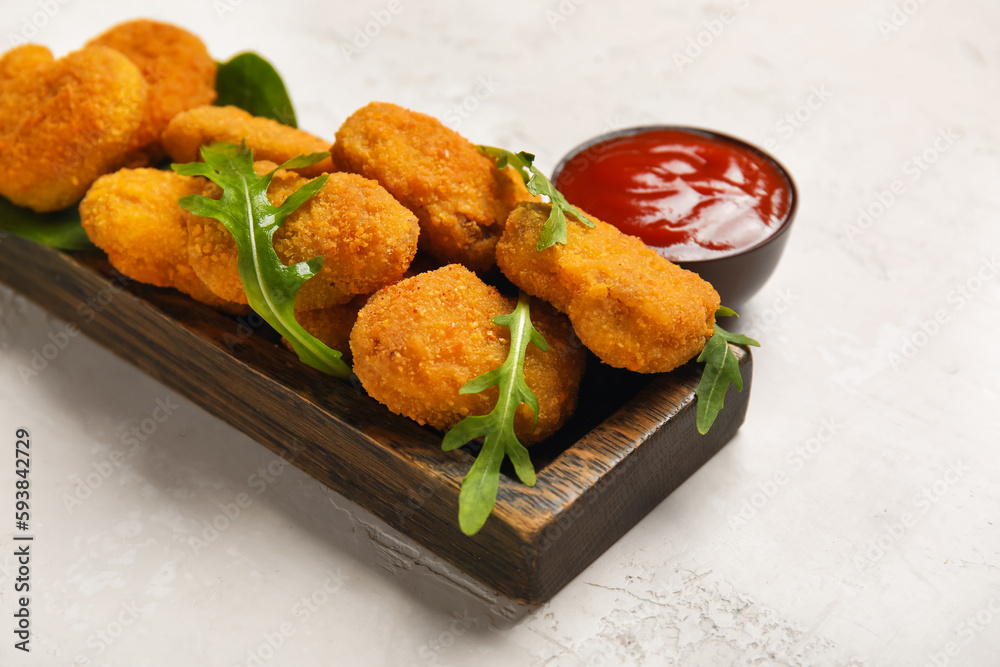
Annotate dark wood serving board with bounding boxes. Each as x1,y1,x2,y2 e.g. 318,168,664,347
0,232,751,604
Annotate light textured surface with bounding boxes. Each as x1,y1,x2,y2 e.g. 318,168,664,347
1,1,999,665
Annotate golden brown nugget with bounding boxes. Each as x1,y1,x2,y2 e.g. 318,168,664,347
330,102,534,272
0,45,146,212
496,202,720,373
0,45,52,141
87,19,217,166
285,295,369,360
80,169,242,312
281,253,441,358
350,265,586,444
163,106,334,177
0,43,51,79
186,163,419,310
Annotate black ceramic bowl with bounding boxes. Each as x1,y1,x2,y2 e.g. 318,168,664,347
551,125,798,309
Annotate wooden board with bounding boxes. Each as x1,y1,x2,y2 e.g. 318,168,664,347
0,232,751,604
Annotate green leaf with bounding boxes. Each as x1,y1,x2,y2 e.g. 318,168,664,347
477,145,595,251
717,329,760,348
716,305,737,318
278,153,332,171
453,420,504,534
0,197,96,251
172,142,351,379
215,52,298,128
441,291,546,535
695,307,760,435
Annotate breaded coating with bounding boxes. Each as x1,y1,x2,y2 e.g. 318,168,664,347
163,105,334,177
0,45,146,212
0,45,53,144
288,295,369,360
186,162,420,310
330,102,534,272
87,19,217,166
496,202,720,373
0,43,51,77
80,168,242,312
350,265,586,444
282,253,441,358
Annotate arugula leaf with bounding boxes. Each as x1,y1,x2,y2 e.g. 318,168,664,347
477,146,595,250
695,308,760,435
441,291,546,535
172,142,351,379
0,197,96,251
215,52,298,128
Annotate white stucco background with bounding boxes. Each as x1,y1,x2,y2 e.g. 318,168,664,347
1,1,998,665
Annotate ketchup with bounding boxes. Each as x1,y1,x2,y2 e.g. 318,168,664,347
554,129,792,261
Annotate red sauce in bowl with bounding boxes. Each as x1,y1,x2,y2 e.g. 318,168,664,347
554,128,792,261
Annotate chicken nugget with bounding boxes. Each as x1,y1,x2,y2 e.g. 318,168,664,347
87,19,217,166
0,42,51,79
286,295,368,360
80,168,244,312
163,106,334,177
282,253,442,359
186,162,419,310
496,202,720,373
0,45,52,139
350,264,586,444
330,102,534,272
0,45,146,212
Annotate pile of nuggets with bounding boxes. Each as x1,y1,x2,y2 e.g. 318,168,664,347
1,20,721,445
